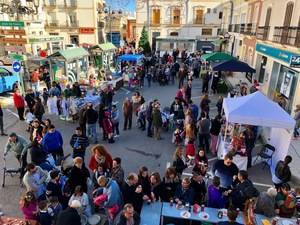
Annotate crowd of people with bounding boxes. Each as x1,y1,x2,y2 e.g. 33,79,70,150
2,47,300,225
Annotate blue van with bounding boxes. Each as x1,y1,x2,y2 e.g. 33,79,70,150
0,67,20,93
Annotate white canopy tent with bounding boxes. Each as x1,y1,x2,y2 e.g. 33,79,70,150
222,91,295,178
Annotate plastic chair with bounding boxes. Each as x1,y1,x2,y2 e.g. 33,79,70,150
254,144,275,169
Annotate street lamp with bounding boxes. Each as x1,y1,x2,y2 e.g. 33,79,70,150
99,6,122,43
0,0,40,18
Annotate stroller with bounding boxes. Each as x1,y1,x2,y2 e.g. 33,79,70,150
161,107,171,131
2,155,23,187
172,119,185,145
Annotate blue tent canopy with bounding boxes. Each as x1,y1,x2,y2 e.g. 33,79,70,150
212,59,256,73
118,54,144,62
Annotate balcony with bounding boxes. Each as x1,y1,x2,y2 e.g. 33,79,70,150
240,24,246,34
44,0,56,9
67,20,79,28
150,21,160,27
170,20,181,27
273,26,300,47
45,20,59,28
234,24,240,33
245,23,256,35
228,24,233,32
64,0,77,8
256,26,269,41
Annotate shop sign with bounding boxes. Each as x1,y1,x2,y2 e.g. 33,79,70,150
290,55,300,68
0,37,27,44
0,21,24,27
28,36,64,43
0,29,26,35
79,27,95,34
255,43,295,64
4,45,26,53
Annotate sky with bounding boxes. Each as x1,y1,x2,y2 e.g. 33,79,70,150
105,0,136,13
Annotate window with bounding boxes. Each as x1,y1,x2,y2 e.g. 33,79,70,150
152,9,160,25
173,9,180,25
202,28,212,36
219,11,223,19
283,2,293,26
195,9,204,24
265,8,272,26
207,8,211,14
170,32,178,36
213,8,217,14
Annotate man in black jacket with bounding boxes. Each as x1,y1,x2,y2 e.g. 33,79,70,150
117,203,140,225
56,200,81,225
84,103,98,144
121,173,143,214
274,155,292,188
70,127,89,160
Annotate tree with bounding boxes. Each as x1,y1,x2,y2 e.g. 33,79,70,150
138,26,151,55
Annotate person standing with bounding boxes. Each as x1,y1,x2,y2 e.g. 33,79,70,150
122,97,133,130
24,89,35,112
13,89,25,120
33,97,45,122
178,67,186,89
31,69,40,95
293,104,300,138
197,112,211,153
42,68,51,90
42,125,63,162
146,101,153,137
152,103,163,140
84,103,98,144
70,127,89,160
78,104,87,136
111,104,120,137
210,115,222,156
0,102,7,135
202,71,210,94
243,126,255,168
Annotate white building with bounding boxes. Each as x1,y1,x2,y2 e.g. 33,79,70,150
136,0,223,51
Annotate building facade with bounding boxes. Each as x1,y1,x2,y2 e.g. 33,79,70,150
136,0,223,49
43,0,104,46
220,0,300,115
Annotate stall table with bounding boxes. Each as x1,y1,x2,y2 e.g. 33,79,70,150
217,138,248,170
140,202,162,225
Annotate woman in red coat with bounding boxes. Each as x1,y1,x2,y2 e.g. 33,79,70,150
88,144,113,172
13,89,25,120
103,111,114,144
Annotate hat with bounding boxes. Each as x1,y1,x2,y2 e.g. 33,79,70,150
9,132,17,137
70,200,81,208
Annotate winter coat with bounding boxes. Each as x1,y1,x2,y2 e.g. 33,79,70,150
161,177,180,202
88,154,113,172
25,93,35,110
117,212,140,225
254,191,276,217
208,185,225,209
33,102,45,117
42,130,63,153
84,108,98,124
5,135,28,157
99,179,123,209
103,117,113,134
152,108,162,127
121,181,143,214
70,134,89,152
23,166,48,197
173,157,187,175
13,92,25,108
69,165,90,193
56,207,81,225
123,100,133,117
174,185,195,205
111,166,125,186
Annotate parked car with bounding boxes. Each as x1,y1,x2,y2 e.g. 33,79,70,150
0,67,20,93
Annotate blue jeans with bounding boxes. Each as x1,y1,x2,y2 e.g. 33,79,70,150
87,123,97,143
32,82,39,95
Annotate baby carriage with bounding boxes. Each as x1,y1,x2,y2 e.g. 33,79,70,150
172,120,185,145
161,107,171,131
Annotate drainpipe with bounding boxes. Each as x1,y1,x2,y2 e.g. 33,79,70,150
185,0,189,24
229,0,234,25
146,0,150,38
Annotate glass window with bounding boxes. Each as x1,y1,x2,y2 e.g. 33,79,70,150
152,9,160,24
202,28,212,36
195,9,204,24
213,8,217,14
173,9,180,24
207,8,211,13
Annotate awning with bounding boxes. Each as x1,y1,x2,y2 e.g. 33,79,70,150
91,42,116,52
212,59,256,73
201,52,235,62
48,47,89,61
118,54,144,62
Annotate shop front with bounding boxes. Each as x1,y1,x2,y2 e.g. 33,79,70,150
255,43,300,114
90,42,116,71
47,47,89,86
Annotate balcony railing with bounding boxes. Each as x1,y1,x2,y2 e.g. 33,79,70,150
45,20,59,28
273,26,300,47
68,20,79,27
240,23,246,33
65,0,77,8
256,26,270,40
234,24,240,33
150,22,160,27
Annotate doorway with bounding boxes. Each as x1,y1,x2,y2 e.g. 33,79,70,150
70,35,79,45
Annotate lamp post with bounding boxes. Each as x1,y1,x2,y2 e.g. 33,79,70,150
0,0,40,20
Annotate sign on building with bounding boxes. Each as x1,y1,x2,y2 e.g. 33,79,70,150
290,55,300,68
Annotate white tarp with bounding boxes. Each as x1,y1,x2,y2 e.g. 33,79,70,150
223,91,295,129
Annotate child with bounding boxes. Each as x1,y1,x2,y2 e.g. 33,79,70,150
48,196,62,225
38,200,52,225
93,163,109,188
25,109,35,132
186,139,196,166
42,88,49,106
194,149,208,176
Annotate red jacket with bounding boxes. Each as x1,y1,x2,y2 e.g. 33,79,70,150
13,93,25,108
186,143,196,157
88,154,113,171
103,118,113,134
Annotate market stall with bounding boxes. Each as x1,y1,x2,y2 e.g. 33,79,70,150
90,42,116,71
47,47,89,86
219,91,295,174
